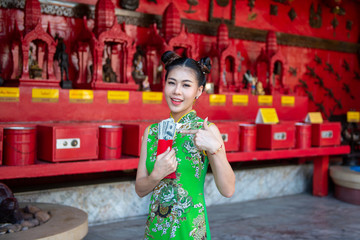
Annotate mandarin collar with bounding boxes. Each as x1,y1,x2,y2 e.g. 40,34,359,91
170,110,197,124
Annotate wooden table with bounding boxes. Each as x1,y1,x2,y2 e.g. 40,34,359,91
0,146,350,197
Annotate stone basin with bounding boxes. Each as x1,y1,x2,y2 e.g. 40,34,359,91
2,203,88,240
330,165,360,205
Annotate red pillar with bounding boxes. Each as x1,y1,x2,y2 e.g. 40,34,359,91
312,155,329,197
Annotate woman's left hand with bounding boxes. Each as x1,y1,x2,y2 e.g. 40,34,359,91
179,117,222,154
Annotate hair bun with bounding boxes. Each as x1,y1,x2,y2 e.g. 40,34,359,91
161,51,181,69
198,57,211,74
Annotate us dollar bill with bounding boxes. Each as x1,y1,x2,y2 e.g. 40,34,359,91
158,118,176,140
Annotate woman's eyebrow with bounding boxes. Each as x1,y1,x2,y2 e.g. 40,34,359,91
168,77,193,83
182,80,193,83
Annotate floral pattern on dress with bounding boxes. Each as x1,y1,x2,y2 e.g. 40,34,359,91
182,139,205,179
145,110,210,240
189,214,207,240
145,179,194,238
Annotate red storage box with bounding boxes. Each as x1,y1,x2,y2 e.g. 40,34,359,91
122,122,154,156
214,121,241,152
311,122,341,147
37,124,99,162
256,122,295,150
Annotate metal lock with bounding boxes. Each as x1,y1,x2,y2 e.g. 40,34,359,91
274,132,287,141
221,133,228,142
56,138,81,149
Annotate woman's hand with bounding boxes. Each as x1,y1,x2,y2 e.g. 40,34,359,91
179,117,235,198
152,147,178,180
179,117,222,154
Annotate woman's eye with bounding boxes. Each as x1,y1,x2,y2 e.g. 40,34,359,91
168,81,175,85
183,84,191,87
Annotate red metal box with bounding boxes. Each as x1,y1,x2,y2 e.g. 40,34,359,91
213,121,241,152
122,122,154,156
3,127,36,166
256,122,295,150
311,122,341,147
37,124,98,162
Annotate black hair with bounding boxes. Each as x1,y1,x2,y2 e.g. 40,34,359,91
161,51,211,90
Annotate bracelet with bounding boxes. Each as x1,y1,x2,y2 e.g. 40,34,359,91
210,144,223,155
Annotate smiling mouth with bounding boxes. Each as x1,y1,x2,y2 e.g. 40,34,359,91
170,98,183,105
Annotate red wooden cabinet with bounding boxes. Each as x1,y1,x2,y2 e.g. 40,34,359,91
37,124,99,162
311,122,341,147
121,122,154,156
214,121,242,152
256,122,295,150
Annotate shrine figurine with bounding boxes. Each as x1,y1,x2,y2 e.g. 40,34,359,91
153,64,163,85
256,81,265,95
242,70,253,89
29,45,42,79
102,58,117,83
0,69,4,86
54,38,72,88
132,50,150,91
251,77,257,95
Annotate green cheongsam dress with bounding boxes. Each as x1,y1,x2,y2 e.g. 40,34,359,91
145,110,211,240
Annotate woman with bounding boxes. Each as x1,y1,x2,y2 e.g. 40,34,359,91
135,51,235,239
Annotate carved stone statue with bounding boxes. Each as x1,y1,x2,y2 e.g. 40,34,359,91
0,183,23,224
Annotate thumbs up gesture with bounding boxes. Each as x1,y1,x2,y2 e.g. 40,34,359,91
179,117,222,154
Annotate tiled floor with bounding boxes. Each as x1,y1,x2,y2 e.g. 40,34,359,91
84,193,360,240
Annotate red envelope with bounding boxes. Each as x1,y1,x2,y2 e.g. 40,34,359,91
157,139,176,179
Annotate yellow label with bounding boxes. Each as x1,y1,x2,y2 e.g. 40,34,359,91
209,94,226,106
347,111,360,123
232,95,248,106
107,90,129,104
0,87,19,102
32,88,59,102
69,89,93,103
142,92,163,104
281,96,295,107
305,112,323,124
259,108,279,124
258,95,273,106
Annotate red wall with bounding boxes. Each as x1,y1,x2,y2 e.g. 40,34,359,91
0,88,308,123
0,0,359,122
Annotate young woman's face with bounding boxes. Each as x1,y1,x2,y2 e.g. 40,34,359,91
164,66,203,120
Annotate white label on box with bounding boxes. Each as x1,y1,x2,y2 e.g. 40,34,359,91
274,132,287,141
321,131,333,139
56,138,81,149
